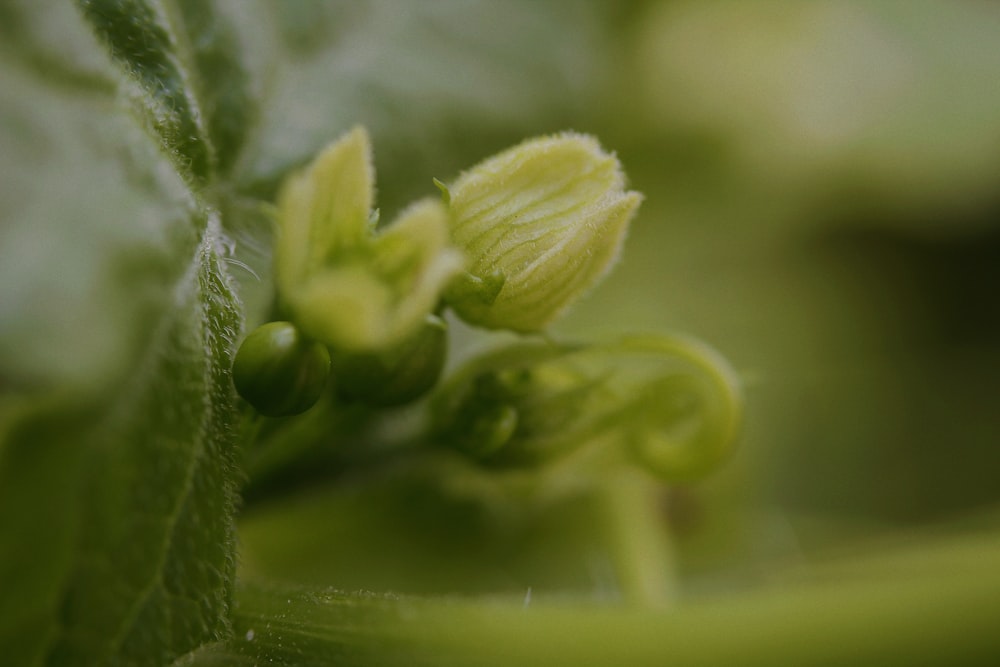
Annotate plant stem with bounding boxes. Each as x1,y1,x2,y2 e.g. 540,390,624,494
178,530,1000,667
593,471,676,607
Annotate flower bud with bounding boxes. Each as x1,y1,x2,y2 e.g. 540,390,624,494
430,334,741,481
443,133,642,332
232,321,331,417
288,198,463,351
274,126,374,299
274,126,464,352
430,342,610,466
331,315,449,407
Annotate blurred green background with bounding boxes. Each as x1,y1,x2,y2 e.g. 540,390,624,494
236,0,1000,595
3,0,1000,600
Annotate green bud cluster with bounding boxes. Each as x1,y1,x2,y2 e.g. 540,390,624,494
274,127,464,353
229,126,738,486
232,127,461,415
429,342,601,464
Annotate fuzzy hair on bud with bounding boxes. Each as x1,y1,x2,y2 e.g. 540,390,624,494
444,133,642,332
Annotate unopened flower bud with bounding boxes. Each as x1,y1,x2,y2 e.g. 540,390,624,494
430,342,609,466
331,315,449,407
289,198,463,351
232,321,331,417
431,334,741,481
443,133,642,332
274,127,464,352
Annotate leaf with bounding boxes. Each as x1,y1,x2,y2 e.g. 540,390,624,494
0,2,115,95
76,0,255,184
1,1,248,665
77,0,212,183
230,0,608,207
0,398,93,667
168,0,255,175
44,230,243,667
1,230,243,667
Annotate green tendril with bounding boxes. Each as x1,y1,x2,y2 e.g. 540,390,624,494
430,334,741,481
609,334,742,482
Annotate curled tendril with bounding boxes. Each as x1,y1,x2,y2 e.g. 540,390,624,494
608,334,742,481
430,333,741,481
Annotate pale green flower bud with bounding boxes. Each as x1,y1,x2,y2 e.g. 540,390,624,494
274,127,464,352
275,126,374,298
443,133,642,332
288,198,463,351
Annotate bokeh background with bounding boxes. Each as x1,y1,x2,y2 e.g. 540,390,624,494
3,0,1000,597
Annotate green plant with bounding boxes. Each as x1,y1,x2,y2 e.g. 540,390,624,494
4,2,1000,666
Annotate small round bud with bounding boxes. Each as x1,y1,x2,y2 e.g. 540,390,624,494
331,315,449,407
232,321,331,417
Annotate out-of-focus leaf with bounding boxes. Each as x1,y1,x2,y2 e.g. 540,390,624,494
169,0,256,176
237,457,622,597
228,0,608,211
0,398,92,666
629,0,1000,230
44,233,243,667
76,0,254,184
78,0,211,183
1,1,247,664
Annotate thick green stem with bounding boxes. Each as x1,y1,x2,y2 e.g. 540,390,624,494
179,531,1000,667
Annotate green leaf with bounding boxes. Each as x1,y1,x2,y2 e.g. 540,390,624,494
168,0,255,176
0,2,115,95
1,2,248,665
1,215,243,666
76,0,255,184
0,398,92,667
1,206,243,667
233,1,607,205
45,232,243,667
77,0,211,183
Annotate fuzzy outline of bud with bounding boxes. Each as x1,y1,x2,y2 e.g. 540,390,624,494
443,132,642,332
